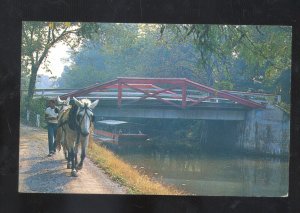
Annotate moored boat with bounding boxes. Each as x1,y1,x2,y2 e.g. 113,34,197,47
94,120,149,146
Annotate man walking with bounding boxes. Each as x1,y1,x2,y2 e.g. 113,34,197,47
45,99,59,157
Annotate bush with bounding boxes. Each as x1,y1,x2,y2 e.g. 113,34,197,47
20,96,48,128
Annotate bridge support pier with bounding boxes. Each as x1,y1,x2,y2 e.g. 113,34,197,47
237,104,290,156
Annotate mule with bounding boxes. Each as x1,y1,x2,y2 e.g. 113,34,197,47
63,97,98,177
56,96,71,160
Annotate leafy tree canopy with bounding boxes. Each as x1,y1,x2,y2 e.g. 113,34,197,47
22,22,292,106
21,21,99,108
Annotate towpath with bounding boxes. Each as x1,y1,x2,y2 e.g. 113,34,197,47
19,124,127,194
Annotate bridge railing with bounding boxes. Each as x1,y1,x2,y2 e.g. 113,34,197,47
221,90,281,104
22,89,77,99
30,88,277,104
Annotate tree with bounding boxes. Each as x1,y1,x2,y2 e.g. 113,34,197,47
21,21,99,109
160,24,292,101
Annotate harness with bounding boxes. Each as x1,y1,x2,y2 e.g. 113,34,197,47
76,106,94,134
69,105,78,131
58,104,94,145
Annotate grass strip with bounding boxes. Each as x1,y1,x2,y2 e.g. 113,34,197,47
87,141,185,195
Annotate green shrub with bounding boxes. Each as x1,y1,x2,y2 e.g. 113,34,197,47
20,96,48,128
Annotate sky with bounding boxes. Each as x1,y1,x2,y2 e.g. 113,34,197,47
37,42,71,78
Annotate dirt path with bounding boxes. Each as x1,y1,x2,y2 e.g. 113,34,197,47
18,124,127,194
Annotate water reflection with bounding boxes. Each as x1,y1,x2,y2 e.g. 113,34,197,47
117,149,288,196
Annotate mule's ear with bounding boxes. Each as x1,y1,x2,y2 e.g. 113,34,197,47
73,97,84,108
66,97,70,105
57,96,64,105
89,99,99,109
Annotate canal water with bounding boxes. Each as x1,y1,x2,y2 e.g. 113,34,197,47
96,118,289,196
115,149,288,197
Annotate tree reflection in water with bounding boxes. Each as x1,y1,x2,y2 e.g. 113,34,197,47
117,147,288,196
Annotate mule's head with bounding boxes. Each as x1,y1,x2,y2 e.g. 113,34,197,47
57,96,70,106
73,97,99,136
57,96,71,112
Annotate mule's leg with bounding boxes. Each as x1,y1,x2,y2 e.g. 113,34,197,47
64,149,68,161
77,145,86,170
76,155,84,170
67,150,72,169
70,148,78,177
62,137,68,160
62,129,68,160
74,151,78,170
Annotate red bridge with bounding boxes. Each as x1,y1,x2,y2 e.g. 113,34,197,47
30,77,283,120
58,77,267,109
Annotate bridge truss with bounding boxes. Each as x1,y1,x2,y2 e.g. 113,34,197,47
59,77,265,109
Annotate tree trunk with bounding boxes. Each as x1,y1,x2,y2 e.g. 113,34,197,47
25,47,50,110
26,64,38,110
205,64,214,86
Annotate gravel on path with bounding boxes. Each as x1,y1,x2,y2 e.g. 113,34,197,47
19,124,127,194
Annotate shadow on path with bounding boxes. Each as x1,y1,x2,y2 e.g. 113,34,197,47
23,154,74,193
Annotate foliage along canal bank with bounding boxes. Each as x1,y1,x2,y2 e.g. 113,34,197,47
87,139,185,195
20,95,48,127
